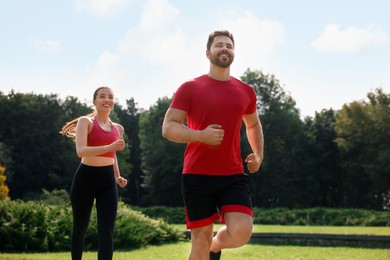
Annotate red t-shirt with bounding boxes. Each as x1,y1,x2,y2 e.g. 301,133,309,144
170,74,257,175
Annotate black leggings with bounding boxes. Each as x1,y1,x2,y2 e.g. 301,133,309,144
70,163,118,260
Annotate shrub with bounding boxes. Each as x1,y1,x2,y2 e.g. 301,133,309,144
134,206,185,224
0,200,49,251
252,207,390,226
0,200,183,252
115,204,184,249
135,206,390,226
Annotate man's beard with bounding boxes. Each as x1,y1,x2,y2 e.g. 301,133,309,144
211,53,234,68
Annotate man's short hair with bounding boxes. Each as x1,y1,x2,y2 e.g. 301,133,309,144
207,30,235,50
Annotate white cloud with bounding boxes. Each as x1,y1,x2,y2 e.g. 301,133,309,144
86,0,200,108
311,24,389,53
85,1,286,108
74,0,131,16
125,0,188,66
31,39,61,53
139,0,180,32
219,12,285,74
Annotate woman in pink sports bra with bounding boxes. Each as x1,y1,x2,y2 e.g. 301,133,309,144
60,86,127,260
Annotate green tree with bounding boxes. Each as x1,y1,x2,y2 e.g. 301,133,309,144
0,142,12,167
138,97,185,206
0,91,71,199
57,96,93,189
335,88,390,209
301,109,341,207
0,91,132,201
241,69,304,207
114,98,141,204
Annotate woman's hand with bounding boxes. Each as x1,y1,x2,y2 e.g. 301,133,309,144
116,176,127,188
110,139,125,151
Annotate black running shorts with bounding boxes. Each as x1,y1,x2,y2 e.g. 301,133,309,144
182,173,253,229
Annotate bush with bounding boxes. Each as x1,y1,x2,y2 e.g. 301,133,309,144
0,200,183,253
252,207,390,226
133,206,185,224
0,200,51,251
115,205,184,249
135,206,390,226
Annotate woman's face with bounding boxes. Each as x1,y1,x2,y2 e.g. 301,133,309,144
93,88,115,112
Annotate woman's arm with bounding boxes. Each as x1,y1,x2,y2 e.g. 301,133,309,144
113,123,127,188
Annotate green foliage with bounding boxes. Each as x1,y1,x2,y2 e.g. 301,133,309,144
133,206,186,224
45,205,73,251
252,207,390,226
36,189,70,205
0,200,182,252
135,206,390,227
335,88,390,209
115,204,184,249
114,98,143,205
0,74,389,211
0,200,52,251
300,109,342,207
241,69,305,208
0,142,12,167
0,92,80,199
138,97,185,206
0,92,133,203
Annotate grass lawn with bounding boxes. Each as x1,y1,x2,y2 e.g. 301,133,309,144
1,225,389,259
1,242,389,260
174,224,390,235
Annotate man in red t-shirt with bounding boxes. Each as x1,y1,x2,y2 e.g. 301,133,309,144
162,30,264,260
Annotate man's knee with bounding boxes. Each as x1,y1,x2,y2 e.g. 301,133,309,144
225,213,253,246
191,225,213,245
229,225,252,246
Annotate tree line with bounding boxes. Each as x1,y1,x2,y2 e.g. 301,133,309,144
0,69,389,210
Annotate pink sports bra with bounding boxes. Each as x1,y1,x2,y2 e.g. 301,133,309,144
87,119,119,158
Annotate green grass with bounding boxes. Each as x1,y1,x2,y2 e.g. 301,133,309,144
1,225,389,259
1,242,389,260
174,224,390,235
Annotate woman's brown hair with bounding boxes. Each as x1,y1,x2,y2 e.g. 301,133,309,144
59,86,111,140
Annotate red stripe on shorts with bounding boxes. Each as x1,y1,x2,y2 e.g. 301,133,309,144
219,204,254,223
186,212,219,229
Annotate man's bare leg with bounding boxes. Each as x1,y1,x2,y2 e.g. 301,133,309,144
210,212,253,253
189,224,214,260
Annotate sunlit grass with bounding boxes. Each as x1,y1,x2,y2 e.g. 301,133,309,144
1,225,389,259
174,224,390,235
1,242,389,260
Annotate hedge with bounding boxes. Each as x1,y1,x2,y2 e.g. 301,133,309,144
0,200,183,252
137,206,390,226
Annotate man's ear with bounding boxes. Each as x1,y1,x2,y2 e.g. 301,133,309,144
206,49,210,59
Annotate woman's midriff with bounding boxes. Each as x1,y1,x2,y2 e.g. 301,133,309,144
81,156,115,167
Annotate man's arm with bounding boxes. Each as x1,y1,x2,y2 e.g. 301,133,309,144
243,112,264,173
162,108,224,145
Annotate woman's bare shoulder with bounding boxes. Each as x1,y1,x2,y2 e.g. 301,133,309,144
77,116,94,126
79,115,93,121
112,122,124,133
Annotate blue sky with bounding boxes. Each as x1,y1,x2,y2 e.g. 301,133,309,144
1,0,389,117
